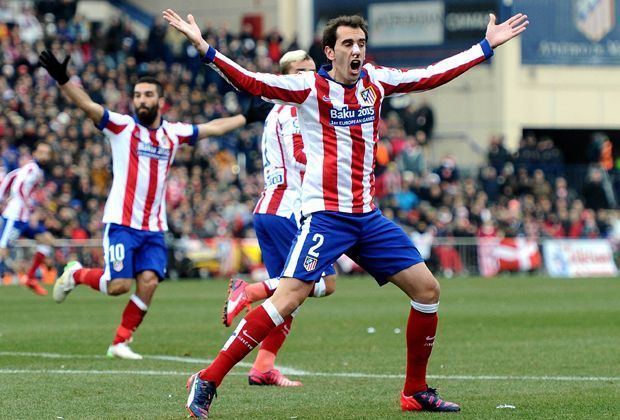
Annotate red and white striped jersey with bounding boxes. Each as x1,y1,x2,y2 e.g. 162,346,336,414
96,109,198,231
0,161,43,222
254,104,306,218
204,39,493,215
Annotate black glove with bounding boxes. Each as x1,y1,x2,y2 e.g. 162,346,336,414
242,96,272,124
38,50,70,85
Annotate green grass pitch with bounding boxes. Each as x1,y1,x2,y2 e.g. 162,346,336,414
1,275,618,419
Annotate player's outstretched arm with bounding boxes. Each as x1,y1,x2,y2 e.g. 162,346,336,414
197,115,247,139
38,50,104,125
164,9,310,105
485,13,529,49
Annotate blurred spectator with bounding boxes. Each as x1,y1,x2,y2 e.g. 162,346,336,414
396,135,425,177
487,134,511,171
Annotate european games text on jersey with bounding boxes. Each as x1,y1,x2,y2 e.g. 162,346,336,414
203,40,493,215
95,110,198,232
0,161,44,222
254,104,306,218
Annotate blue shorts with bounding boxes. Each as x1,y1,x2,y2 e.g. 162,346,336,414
0,217,47,247
254,213,335,278
282,210,423,285
102,223,168,281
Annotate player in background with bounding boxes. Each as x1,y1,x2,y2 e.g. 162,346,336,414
38,50,224,359
166,9,528,417
194,50,336,386
0,141,55,296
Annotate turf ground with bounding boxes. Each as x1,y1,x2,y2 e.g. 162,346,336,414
0,275,618,419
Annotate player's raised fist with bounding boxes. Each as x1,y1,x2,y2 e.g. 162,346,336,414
38,50,70,85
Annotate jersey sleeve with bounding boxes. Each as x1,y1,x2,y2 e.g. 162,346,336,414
202,46,313,106
372,39,494,97
95,109,134,137
171,122,199,146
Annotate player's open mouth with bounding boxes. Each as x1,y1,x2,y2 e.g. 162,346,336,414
350,60,361,71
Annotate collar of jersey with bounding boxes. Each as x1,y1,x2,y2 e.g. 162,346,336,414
318,64,366,88
133,115,164,130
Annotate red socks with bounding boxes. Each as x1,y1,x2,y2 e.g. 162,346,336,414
112,295,148,345
403,303,439,396
73,268,104,291
253,316,293,372
199,302,282,386
27,251,46,279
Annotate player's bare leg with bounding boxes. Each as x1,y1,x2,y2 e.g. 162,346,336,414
107,271,158,360
389,263,459,412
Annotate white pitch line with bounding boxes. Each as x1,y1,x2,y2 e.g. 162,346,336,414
0,352,617,382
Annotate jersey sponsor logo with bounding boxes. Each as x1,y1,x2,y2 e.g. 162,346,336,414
322,95,333,102
265,168,285,187
329,105,375,127
360,86,377,106
137,142,170,160
303,255,318,271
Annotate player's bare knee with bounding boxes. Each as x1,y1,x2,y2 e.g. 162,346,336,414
107,279,132,295
136,271,159,290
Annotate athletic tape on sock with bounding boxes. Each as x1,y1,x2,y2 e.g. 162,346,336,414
410,300,439,314
262,300,284,326
264,277,279,291
130,294,149,312
312,278,326,297
35,244,52,256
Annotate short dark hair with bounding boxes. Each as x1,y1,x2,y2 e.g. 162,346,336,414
321,15,368,51
134,76,164,97
34,140,51,151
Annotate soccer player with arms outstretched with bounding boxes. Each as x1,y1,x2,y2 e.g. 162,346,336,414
0,141,55,296
165,9,528,417
196,50,337,386
38,50,224,359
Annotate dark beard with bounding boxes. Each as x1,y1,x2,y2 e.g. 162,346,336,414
136,106,159,126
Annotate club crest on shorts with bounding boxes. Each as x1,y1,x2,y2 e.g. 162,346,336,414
303,255,318,272
113,260,124,272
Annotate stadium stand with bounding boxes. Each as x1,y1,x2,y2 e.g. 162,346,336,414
0,2,618,279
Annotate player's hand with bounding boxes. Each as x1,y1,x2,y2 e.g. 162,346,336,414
162,9,209,55
38,50,70,85
485,13,529,49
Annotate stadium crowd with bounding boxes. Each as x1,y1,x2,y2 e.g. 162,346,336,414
0,4,618,275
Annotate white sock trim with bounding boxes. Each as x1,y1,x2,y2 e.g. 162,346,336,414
264,277,279,291
261,299,284,326
99,277,108,295
35,244,52,256
130,294,149,312
410,300,439,314
312,278,326,297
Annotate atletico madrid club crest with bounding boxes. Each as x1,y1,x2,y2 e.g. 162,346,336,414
113,260,124,272
303,256,318,272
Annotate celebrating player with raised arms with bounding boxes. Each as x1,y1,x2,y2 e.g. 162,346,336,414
190,50,338,387
165,9,528,417
38,50,226,359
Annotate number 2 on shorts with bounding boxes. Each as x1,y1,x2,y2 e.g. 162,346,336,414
307,233,324,257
